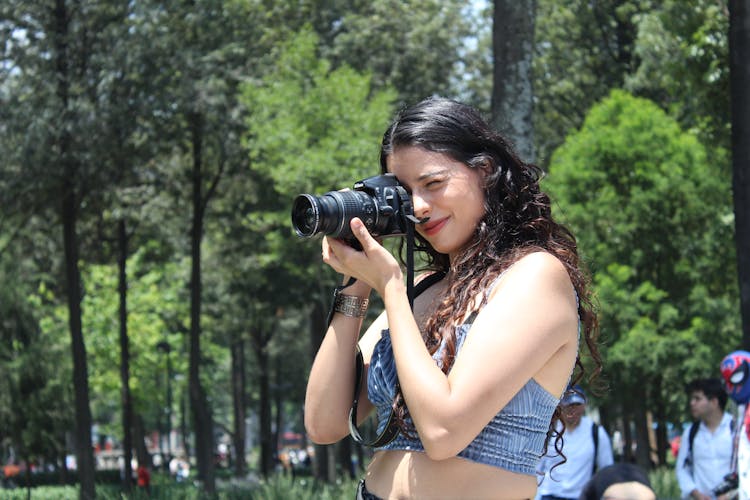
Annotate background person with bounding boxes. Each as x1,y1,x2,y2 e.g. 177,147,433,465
136,462,151,495
303,96,602,499
675,377,734,500
579,463,656,500
536,385,614,500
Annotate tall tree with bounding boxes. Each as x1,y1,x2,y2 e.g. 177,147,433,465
138,1,258,490
240,28,396,481
533,0,648,164
2,2,157,494
492,0,537,161
729,0,750,347
0,240,73,494
117,220,134,493
626,0,731,152
547,90,739,466
310,0,470,107
53,1,101,494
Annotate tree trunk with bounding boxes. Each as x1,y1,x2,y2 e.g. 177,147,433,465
231,338,247,477
730,0,750,348
327,443,337,483
188,111,216,493
181,384,189,458
338,436,354,479
133,415,150,467
633,389,651,468
253,325,274,477
491,0,536,162
274,360,283,463
654,379,668,467
55,1,96,498
58,443,69,485
623,415,634,463
118,220,134,493
24,453,31,499
308,300,333,481
63,174,96,500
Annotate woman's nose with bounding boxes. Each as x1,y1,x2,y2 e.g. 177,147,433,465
412,192,430,218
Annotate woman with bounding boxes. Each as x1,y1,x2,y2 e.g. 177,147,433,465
304,97,601,499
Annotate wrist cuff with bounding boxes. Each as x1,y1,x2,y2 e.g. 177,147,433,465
334,294,369,318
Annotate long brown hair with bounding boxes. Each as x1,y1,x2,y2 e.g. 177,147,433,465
380,97,601,452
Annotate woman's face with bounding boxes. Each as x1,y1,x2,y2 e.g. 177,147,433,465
386,145,486,261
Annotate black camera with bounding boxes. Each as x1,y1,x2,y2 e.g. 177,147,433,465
712,472,738,496
291,173,414,247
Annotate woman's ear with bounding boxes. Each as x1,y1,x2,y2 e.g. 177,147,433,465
478,158,492,175
476,159,493,189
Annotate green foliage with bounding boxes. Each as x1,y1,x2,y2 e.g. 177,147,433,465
249,474,359,499
545,89,738,423
0,474,362,499
625,0,730,149
319,0,471,107
531,0,730,165
0,0,740,481
243,28,396,197
80,250,196,439
0,486,80,500
0,250,72,464
533,0,650,162
649,466,681,499
239,26,396,302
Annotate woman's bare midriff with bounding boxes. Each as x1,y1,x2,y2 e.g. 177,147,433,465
364,450,537,499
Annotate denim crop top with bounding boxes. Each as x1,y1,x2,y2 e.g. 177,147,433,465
367,323,562,476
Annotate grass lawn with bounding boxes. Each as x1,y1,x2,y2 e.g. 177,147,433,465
0,466,682,499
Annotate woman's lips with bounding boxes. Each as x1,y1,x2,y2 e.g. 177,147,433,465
421,217,448,236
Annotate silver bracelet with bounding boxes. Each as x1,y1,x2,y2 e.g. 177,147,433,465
334,294,369,318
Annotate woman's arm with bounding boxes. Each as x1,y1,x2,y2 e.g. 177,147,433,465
384,252,578,459
304,236,391,444
304,275,368,444
330,220,579,460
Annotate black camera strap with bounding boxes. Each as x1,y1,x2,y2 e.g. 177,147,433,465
347,269,444,447
343,222,445,447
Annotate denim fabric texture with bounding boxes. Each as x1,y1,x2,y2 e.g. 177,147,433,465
368,323,562,476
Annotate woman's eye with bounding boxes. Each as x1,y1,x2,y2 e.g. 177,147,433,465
426,179,442,188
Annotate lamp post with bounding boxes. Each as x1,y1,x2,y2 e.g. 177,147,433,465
156,340,173,469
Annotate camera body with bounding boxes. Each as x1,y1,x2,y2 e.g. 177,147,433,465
291,173,413,247
712,472,738,496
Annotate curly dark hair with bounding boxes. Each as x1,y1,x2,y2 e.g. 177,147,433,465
378,96,602,456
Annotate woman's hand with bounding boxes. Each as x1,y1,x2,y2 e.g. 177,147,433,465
322,218,403,296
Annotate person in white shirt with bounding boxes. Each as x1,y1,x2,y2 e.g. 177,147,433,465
675,377,735,500
536,385,614,500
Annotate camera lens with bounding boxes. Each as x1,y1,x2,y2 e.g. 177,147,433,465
291,195,320,237
291,191,375,239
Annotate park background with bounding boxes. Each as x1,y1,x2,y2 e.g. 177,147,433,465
1,0,749,498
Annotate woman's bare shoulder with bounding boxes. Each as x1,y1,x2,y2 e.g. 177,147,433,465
489,251,573,299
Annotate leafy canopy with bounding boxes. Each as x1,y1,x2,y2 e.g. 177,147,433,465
545,90,738,418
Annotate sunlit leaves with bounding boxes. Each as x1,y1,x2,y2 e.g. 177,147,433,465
242,28,396,197
545,90,738,420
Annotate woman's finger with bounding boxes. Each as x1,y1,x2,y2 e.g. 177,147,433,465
350,218,378,253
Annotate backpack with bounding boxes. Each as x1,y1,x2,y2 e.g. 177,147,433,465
591,422,599,475
683,421,700,470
